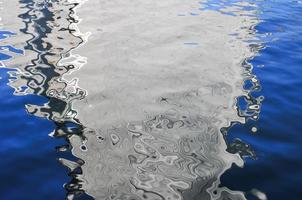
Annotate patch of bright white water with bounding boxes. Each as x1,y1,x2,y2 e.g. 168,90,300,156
64,1,259,199
1,0,260,199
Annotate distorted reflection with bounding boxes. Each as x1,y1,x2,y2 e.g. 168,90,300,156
1,0,264,199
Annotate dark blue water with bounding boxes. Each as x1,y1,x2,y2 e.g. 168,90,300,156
0,0,302,199
221,1,302,200
0,36,67,199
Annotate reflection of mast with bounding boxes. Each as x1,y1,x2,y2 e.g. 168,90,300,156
7,0,89,199
8,0,86,123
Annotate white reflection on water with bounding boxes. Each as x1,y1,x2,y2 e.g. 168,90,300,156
1,0,261,199
65,0,260,199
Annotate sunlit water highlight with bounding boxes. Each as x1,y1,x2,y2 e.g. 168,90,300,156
0,0,301,200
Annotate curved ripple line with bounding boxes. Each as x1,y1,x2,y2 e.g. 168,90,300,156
2,0,90,198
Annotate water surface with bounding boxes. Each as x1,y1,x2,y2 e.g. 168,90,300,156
0,0,301,200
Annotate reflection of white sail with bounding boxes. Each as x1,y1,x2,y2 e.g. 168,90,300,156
65,1,260,200
1,0,262,199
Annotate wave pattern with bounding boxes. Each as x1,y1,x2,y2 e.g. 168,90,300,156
69,111,245,199
0,0,263,199
65,1,261,200
1,0,88,198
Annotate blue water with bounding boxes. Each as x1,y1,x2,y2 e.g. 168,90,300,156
222,1,302,199
0,0,302,199
0,32,89,199
0,66,66,199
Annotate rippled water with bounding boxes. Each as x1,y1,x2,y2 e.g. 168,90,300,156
0,0,301,200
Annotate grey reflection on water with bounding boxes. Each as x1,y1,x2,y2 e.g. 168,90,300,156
1,0,264,199
2,0,86,122
65,1,262,200
1,0,87,197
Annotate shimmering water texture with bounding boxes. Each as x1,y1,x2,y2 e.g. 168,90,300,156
0,0,301,200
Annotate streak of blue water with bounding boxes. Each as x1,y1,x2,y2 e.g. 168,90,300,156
0,31,68,199
222,1,302,199
0,73,66,200
0,29,93,199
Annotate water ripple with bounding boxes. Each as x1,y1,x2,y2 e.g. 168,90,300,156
0,0,266,199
